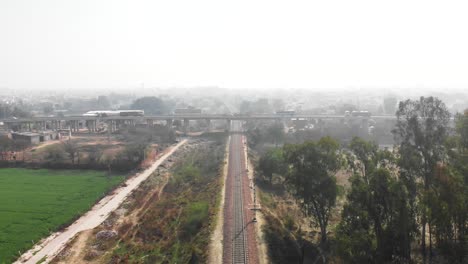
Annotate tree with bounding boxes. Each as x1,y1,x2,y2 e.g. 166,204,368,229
130,96,167,115
87,145,103,164
455,109,468,152
62,140,79,164
337,138,414,263
427,164,467,263
0,102,31,118
266,123,285,146
45,145,66,163
337,168,414,263
283,136,341,244
348,137,379,177
434,109,468,263
257,148,287,183
392,96,451,260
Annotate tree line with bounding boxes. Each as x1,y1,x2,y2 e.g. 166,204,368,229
256,96,467,263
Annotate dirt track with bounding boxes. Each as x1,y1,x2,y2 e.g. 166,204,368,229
14,140,187,264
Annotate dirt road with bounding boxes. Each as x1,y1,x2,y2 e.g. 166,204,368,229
14,140,187,264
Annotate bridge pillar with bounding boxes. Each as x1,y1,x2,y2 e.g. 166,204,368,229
183,118,189,134
166,119,173,128
206,119,211,132
226,119,231,131
147,119,154,127
107,120,113,133
87,120,92,133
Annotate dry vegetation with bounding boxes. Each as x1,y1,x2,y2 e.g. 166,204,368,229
52,135,227,264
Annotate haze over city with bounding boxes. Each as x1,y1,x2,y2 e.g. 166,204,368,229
2,0,468,91
1,1,468,264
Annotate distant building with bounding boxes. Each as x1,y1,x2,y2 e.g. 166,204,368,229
11,132,41,144
39,131,59,142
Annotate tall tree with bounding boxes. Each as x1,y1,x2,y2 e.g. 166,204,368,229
257,148,287,183
337,168,414,263
283,136,341,244
455,109,468,152
130,96,167,115
436,109,468,263
62,140,79,164
266,123,285,146
337,138,414,263
392,96,451,260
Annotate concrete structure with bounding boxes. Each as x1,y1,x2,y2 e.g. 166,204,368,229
0,130,10,139
11,132,41,144
39,131,59,142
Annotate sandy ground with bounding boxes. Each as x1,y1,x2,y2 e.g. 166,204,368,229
54,170,172,264
14,139,187,264
53,229,92,264
208,136,230,263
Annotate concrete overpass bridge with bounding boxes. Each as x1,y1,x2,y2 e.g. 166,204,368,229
1,114,396,133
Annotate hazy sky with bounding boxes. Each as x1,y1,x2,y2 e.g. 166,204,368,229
1,0,468,91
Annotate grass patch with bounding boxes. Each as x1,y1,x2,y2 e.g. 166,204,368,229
0,168,125,263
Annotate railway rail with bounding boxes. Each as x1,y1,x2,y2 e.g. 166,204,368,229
223,120,258,264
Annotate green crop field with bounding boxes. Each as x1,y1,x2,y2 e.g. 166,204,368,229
0,168,125,263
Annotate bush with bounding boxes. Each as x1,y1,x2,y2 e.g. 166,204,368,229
181,201,209,240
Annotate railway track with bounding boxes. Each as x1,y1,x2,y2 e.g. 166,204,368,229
232,136,248,263
223,120,257,264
